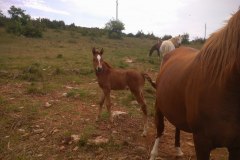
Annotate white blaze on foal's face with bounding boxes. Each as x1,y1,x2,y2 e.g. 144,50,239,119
97,54,102,69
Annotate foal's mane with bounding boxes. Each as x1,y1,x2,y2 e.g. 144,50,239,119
103,61,113,69
198,10,240,86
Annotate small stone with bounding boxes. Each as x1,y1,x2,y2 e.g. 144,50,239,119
45,102,51,107
18,129,25,132
71,135,80,142
131,101,138,105
65,86,73,89
88,136,109,145
112,111,127,117
51,128,59,134
33,129,44,134
62,93,67,96
40,138,45,141
73,146,79,151
22,133,29,137
36,154,43,157
59,146,65,151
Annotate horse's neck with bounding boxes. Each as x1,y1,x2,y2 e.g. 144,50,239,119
150,43,159,52
103,61,112,70
170,38,178,47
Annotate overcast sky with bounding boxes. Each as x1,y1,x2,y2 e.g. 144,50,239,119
0,0,239,39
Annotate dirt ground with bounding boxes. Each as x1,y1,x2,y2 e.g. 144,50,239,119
0,82,228,160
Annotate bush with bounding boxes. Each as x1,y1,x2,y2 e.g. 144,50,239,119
22,24,42,38
6,21,22,35
6,20,43,38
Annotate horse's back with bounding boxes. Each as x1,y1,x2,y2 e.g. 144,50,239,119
156,47,199,132
126,70,145,90
108,69,144,90
160,40,175,56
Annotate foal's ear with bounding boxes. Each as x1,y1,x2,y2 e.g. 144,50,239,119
92,47,96,55
100,48,104,55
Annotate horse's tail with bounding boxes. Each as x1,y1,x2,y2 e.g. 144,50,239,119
142,73,156,89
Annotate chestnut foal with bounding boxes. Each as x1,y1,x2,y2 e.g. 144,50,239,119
92,48,155,136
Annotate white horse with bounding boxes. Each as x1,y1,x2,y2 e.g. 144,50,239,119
160,35,183,57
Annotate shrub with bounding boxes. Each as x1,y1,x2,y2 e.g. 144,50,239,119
22,24,42,38
6,20,22,35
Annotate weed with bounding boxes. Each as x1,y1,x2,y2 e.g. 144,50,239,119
26,83,46,95
56,54,63,58
117,61,129,69
78,124,96,147
79,68,94,76
66,89,91,100
53,67,64,75
68,39,77,44
100,111,110,121
21,63,43,82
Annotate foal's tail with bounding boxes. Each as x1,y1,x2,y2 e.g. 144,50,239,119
142,73,156,89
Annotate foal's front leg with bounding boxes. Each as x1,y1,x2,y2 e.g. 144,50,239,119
96,92,105,122
104,89,113,122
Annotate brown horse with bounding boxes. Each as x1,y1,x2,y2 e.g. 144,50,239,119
150,9,240,160
92,48,155,136
149,39,162,57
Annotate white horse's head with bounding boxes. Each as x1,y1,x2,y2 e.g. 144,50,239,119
177,35,183,45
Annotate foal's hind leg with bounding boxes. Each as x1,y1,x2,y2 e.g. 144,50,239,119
131,89,148,136
150,106,165,160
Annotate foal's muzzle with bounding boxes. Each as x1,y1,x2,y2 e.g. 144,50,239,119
96,67,103,72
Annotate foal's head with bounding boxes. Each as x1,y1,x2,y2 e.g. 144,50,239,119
92,47,104,72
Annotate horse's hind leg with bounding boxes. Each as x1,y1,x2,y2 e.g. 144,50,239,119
193,133,211,160
174,128,183,156
150,105,165,160
132,89,148,136
96,92,105,122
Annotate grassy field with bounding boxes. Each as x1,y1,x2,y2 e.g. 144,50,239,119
0,27,161,159
1,28,228,160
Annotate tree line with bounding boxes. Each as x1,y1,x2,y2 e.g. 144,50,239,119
0,6,205,44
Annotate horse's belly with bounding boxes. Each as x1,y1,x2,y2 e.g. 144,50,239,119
110,83,127,90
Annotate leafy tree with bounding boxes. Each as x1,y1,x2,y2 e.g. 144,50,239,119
191,37,205,44
181,33,190,44
0,10,8,27
0,10,4,17
135,30,145,38
105,19,125,39
6,6,42,38
162,35,172,40
8,6,30,25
